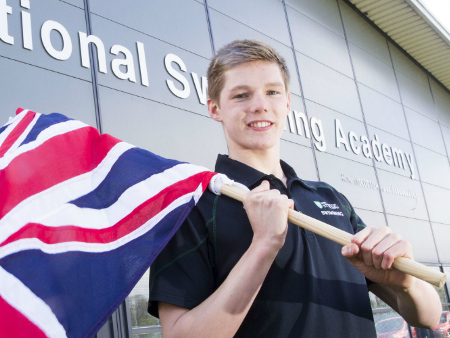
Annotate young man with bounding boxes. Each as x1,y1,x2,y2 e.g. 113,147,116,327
148,40,441,337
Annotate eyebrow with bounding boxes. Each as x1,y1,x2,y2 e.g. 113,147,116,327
229,82,284,92
229,85,251,92
266,82,284,87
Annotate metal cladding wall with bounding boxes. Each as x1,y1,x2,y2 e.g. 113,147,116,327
1,0,450,273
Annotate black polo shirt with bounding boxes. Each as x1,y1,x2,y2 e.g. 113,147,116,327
148,155,376,337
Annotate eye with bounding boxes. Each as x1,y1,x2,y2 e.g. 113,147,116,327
267,90,278,95
234,93,248,99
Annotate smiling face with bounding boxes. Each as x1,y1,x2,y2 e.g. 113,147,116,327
208,60,290,158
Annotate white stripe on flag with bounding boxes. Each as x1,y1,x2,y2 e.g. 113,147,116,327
0,142,135,243
0,266,67,338
3,113,41,156
38,163,209,229
0,184,203,258
0,119,89,170
0,109,29,149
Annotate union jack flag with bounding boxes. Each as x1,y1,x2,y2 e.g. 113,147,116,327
0,108,217,338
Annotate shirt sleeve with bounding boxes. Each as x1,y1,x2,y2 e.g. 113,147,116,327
147,201,215,318
337,192,367,235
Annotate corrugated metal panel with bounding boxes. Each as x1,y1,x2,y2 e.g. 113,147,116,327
348,0,450,92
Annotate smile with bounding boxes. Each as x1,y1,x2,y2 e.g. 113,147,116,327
247,121,273,128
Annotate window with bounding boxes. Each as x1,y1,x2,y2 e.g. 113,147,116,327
127,269,162,337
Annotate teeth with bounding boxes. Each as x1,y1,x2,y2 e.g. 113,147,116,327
249,122,271,128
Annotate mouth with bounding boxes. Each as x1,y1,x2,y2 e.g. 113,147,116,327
247,121,273,128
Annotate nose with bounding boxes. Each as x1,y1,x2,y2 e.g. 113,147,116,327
250,91,268,114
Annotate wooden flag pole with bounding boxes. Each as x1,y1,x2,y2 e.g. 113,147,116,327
220,183,447,288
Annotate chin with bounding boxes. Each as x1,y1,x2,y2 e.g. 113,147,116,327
245,141,277,151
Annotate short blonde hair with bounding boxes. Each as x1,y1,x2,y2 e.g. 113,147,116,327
207,39,290,105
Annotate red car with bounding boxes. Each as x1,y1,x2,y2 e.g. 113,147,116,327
434,312,450,338
376,317,411,338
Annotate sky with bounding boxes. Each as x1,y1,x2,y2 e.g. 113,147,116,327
418,0,450,34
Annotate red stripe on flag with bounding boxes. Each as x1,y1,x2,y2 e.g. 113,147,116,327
0,127,121,219
15,108,26,115
16,108,25,115
0,296,49,338
0,111,36,158
1,171,216,246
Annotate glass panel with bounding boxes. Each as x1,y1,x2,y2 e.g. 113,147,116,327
411,326,440,338
374,310,411,338
444,267,450,302
133,334,162,338
369,291,390,309
428,266,448,304
128,269,161,328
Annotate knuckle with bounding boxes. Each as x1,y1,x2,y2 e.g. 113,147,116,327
372,250,382,259
380,225,392,234
279,194,288,201
391,233,402,242
275,199,287,208
401,240,412,249
252,194,262,203
360,243,371,252
383,251,394,262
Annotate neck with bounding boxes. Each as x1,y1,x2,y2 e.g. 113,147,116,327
228,147,286,184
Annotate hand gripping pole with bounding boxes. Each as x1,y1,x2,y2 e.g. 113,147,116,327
218,183,447,288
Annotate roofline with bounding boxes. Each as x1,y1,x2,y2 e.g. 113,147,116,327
342,0,450,96
406,0,450,42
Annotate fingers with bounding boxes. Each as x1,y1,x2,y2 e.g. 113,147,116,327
342,243,359,258
342,243,363,270
243,180,295,251
376,239,412,270
244,181,293,211
348,226,413,270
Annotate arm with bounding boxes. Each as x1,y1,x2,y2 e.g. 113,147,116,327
159,181,294,338
342,226,441,328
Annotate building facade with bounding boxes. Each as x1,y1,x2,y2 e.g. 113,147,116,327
1,0,449,336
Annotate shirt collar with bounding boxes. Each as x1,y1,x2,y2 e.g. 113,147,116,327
214,154,316,191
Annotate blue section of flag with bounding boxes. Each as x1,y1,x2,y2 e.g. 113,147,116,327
20,113,72,147
0,109,214,338
0,124,9,136
0,200,194,338
71,148,181,209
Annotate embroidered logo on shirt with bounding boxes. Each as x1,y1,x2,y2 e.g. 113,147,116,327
313,201,323,209
313,201,344,216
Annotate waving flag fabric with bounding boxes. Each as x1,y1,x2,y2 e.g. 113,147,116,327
0,108,217,338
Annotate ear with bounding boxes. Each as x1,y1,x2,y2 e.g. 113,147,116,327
208,98,223,122
286,92,291,116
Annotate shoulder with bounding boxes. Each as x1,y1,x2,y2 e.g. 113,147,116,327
193,189,219,223
299,179,347,203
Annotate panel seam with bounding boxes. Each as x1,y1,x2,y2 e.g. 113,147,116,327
336,0,389,228
427,77,450,170
83,0,103,133
203,0,216,57
282,0,321,181
386,40,442,263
